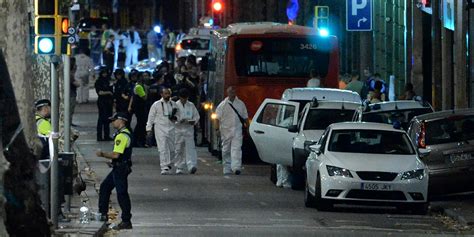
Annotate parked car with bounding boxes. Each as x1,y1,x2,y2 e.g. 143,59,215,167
354,100,433,131
408,109,474,195
175,35,210,64
305,122,430,214
250,88,361,189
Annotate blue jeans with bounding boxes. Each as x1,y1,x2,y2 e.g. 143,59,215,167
98,164,132,222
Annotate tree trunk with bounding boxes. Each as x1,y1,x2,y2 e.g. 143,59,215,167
0,0,51,235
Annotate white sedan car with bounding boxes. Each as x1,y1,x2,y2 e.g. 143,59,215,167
305,122,430,214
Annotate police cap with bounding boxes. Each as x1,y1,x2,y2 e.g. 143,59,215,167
35,99,51,109
109,112,129,122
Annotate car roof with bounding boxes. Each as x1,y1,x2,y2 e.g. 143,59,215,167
413,108,474,121
367,100,432,112
330,122,404,132
181,35,210,40
282,88,361,103
307,101,361,110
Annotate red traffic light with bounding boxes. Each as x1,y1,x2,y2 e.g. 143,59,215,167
213,1,223,12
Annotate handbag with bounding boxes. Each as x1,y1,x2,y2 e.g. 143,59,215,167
228,102,248,136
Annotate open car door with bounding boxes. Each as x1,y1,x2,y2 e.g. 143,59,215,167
250,99,300,166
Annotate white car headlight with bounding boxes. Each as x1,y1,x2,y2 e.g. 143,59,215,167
326,165,353,178
401,169,425,180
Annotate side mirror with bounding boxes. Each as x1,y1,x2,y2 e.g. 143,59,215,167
418,148,431,158
309,144,322,154
288,125,298,133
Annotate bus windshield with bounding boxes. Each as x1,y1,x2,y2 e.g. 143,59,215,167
234,37,331,78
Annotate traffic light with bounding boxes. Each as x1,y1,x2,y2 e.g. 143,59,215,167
59,16,71,55
211,1,223,26
212,1,223,12
34,0,58,54
421,0,431,7
314,6,330,36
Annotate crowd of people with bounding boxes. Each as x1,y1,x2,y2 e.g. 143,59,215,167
87,23,187,73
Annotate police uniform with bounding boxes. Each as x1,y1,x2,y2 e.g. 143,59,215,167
98,117,133,224
95,71,114,141
131,82,147,146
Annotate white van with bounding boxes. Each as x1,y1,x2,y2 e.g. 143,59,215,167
250,88,361,189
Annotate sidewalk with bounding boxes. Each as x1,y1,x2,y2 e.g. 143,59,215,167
431,193,474,231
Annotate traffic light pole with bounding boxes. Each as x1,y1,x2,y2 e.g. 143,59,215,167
50,55,60,228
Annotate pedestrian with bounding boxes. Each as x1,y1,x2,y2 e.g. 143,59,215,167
75,48,94,104
215,86,248,175
176,29,186,43
101,24,111,54
307,69,323,88
146,88,178,175
89,25,102,67
69,57,80,126
96,112,133,230
116,30,128,68
95,67,114,141
398,83,416,100
146,28,159,61
125,26,142,67
368,80,386,103
174,88,200,174
165,28,176,63
103,34,115,73
113,68,130,113
130,73,148,147
345,71,364,95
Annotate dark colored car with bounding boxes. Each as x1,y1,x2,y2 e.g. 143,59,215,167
408,109,474,195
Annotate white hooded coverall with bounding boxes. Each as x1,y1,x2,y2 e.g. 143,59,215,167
215,97,248,174
146,98,177,171
125,31,141,67
174,100,200,172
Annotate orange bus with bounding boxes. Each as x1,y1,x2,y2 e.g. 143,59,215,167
203,22,340,160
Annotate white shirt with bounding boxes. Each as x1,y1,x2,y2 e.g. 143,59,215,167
75,53,93,78
146,98,178,132
176,100,200,130
216,97,248,135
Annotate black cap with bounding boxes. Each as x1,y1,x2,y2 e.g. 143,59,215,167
35,99,51,109
109,112,129,122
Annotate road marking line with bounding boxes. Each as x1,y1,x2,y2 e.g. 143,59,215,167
199,158,207,163
224,176,231,179
247,192,254,196
274,212,282,217
234,182,241,186
206,163,211,166
259,202,268,206
269,219,304,222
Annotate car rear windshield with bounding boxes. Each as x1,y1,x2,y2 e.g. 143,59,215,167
181,38,210,50
363,108,433,130
425,115,474,145
234,37,331,78
328,129,415,155
304,109,355,130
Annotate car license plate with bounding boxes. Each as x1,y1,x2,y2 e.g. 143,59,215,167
361,183,392,191
449,153,473,164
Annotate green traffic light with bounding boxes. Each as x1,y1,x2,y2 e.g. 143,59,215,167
38,37,54,54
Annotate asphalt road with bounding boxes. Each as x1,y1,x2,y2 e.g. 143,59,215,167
73,103,470,237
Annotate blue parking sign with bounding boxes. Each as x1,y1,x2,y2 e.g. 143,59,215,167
346,0,373,31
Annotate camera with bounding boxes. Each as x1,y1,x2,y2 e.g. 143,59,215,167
169,108,178,121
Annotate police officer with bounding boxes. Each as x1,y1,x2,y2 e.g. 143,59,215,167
35,99,51,212
130,73,148,147
95,67,114,141
96,112,133,230
35,99,52,139
113,69,130,113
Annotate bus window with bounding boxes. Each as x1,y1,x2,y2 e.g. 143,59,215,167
234,38,331,78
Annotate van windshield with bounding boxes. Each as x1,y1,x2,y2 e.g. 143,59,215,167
234,37,331,78
304,109,355,130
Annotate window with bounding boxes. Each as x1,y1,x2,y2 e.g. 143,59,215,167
303,109,355,130
425,116,474,145
257,103,296,128
328,129,415,155
181,38,210,50
234,37,331,78
363,108,433,130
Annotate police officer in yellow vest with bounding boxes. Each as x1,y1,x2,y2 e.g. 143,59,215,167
35,99,52,160
96,112,133,230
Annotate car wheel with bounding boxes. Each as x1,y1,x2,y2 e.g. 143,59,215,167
304,175,317,208
314,173,332,211
270,164,277,184
291,152,305,190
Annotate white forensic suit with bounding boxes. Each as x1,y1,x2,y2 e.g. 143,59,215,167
146,98,178,173
215,97,248,174
174,100,200,174
125,30,142,67
74,53,93,103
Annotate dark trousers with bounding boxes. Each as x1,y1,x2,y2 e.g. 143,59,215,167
133,108,147,146
97,99,113,140
98,164,132,222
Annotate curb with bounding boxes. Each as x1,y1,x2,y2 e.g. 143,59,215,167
431,205,469,227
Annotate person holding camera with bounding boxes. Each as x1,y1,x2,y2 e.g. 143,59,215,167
174,88,200,174
146,88,178,175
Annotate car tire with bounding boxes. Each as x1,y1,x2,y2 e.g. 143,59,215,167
291,151,305,190
304,175,317,208
314,173,332,211
270,164,277,184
